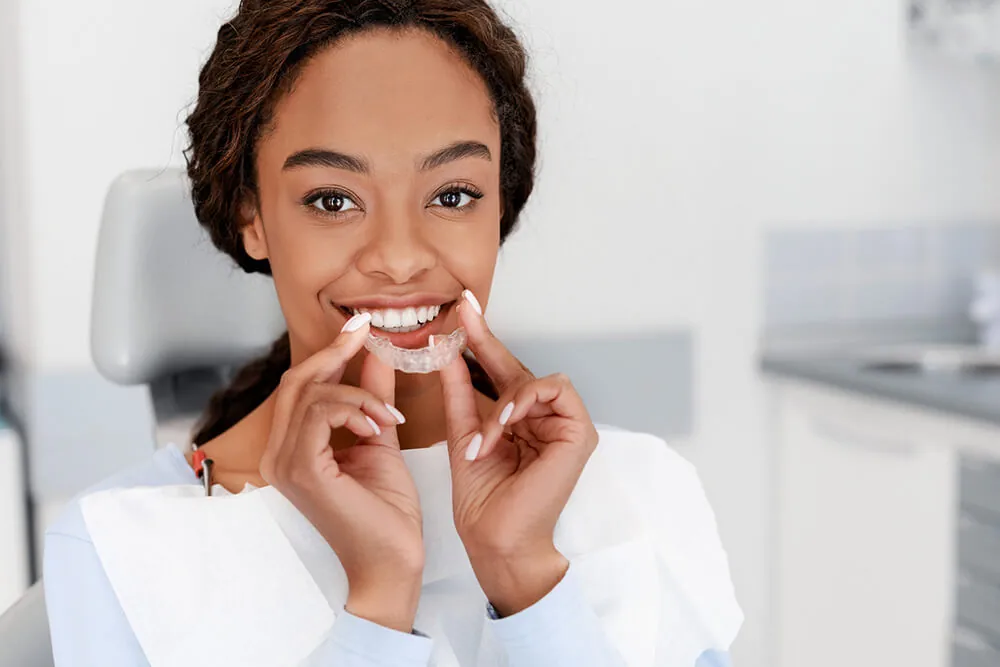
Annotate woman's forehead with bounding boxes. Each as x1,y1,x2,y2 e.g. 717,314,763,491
261,27,500,172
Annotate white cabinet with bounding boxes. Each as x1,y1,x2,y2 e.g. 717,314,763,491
770,382,959,667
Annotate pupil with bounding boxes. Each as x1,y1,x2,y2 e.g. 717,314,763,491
442,191,460,207
323,195,344,212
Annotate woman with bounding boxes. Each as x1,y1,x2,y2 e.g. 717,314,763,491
43,0,741,665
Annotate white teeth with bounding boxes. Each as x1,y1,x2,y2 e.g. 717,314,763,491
351,303,445,333
384,309,402,328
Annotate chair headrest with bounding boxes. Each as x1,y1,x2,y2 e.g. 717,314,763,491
91,169,285,385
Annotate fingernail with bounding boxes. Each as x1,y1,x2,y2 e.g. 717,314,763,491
341,311,372,333
427,335,436,348
462,289,483,316
498,401,514,426
364,414,381,436
385,403,406,424
465,432,483,461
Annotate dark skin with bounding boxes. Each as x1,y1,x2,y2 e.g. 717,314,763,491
186,27,599,630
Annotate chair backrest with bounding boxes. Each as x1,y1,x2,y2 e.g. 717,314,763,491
91,168,286,419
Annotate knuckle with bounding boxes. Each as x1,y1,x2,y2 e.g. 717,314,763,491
303,400,328,420
299,380,331,405
278,369,299,391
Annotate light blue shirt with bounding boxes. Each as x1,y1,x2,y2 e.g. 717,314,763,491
43,445,732,666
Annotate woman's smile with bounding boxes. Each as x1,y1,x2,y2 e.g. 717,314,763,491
332,295,458,348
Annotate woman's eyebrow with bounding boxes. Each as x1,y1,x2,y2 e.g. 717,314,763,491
283,148,370,173
281,140,491,173
419,141,492,171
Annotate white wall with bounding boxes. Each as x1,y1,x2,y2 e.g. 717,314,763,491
0,0,31,370
4,0,1000,665
15,0,241,371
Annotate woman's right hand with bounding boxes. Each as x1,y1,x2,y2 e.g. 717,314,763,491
258,313,424,633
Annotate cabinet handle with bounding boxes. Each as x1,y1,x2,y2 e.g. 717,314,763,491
809,418,921,457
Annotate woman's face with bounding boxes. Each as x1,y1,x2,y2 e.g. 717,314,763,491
244,27,503,358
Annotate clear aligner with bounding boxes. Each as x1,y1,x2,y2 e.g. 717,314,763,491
364,328,468,373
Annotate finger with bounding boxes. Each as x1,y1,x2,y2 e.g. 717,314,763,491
438,352,482,462
274,402,380,483
474,388,525,461
290,383,402,440
301,402,381,456
278,382,400,474
477,373,591,460
457,289,533,394
266,313,372,461
359,351,401,449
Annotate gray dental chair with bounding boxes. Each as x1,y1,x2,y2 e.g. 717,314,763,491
0,168,693,666
0,168,284,667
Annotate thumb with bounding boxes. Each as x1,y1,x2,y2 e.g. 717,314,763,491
438,353,483,462
359,351,401,449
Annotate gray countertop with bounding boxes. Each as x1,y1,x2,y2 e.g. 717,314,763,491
759,323,1000,428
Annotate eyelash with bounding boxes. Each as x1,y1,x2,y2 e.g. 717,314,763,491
302,184,485,218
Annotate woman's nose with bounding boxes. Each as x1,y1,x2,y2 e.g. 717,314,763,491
355,210,437,284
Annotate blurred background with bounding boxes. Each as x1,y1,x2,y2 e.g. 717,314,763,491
3,1,1000,666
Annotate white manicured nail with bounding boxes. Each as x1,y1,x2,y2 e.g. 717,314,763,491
498,401,514,426
385,403,406,424
365,415,381,436
465,433,483,461
341,311,372,333
462,289,483,316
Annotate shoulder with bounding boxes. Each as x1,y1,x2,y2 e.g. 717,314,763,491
591,424,720,539
592,423,698,488
591,425,743,648
44,445,194,544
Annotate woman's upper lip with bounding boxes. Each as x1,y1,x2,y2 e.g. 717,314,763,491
335,293,456,310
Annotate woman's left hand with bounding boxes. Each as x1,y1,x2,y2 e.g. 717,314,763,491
439,291,600,617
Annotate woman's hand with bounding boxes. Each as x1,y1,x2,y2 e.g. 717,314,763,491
258,313,423,633
439,291,600,617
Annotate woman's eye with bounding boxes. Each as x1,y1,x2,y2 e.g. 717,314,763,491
309,192,359,214
434,188,482,209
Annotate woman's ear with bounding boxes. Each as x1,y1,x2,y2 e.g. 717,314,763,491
239,198,269,261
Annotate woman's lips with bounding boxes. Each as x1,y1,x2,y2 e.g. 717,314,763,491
336,301,455,349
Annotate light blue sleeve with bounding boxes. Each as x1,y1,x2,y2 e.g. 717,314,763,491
43,528,432,667
485,563,733,666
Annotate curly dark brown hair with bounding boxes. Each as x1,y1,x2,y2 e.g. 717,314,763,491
184,0,537,445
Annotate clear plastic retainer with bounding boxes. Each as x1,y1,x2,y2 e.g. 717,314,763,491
364,327,468,374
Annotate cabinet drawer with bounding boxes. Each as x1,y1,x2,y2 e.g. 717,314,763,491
953,627,1000,667
961,458,1000,520
958,573,1000,642
959,514,1000,585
